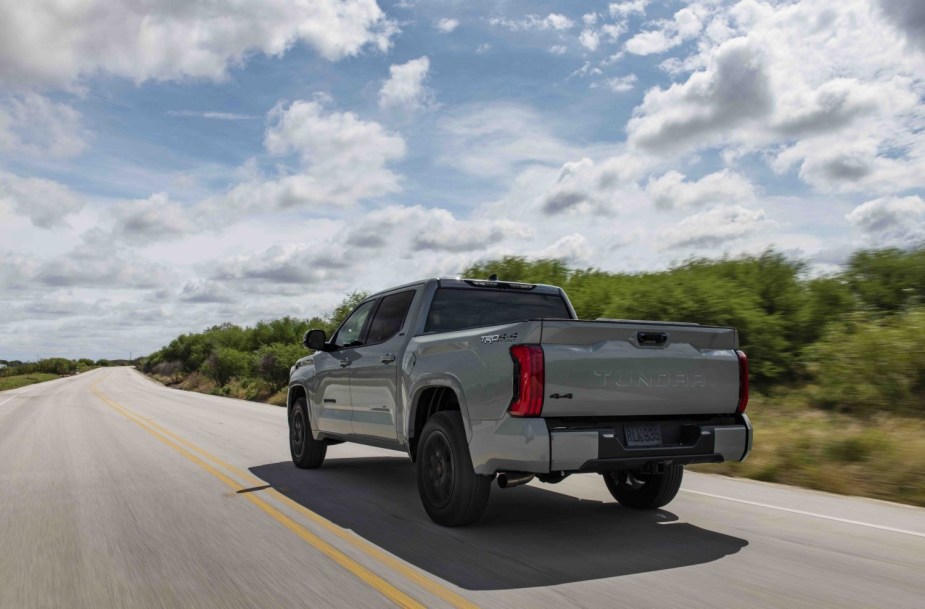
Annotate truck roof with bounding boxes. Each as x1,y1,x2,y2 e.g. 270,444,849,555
367,277,564,299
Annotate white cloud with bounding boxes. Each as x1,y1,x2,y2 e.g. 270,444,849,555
261,99,405,207
213,242,352,285
627,37,773,153
378,56,433,110
583,13,599,27
646,170,755,210
34,230,174,289
846,195,925,246
625,0,925,195
0,94,88,158
877,0,925,52
435,18,459,33
114,193,198,243
597,74,638,93
579,30,601,52
661,205,771,250
549,45,567,55
609,1,650,19
476,43,492,54
0,0,397,88
489,14,575,32
534,233,593,265
0,173,84,228
439,104,578,178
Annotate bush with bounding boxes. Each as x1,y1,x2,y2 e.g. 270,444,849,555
202,347,253,386
256,342,307,391
808,307,925,416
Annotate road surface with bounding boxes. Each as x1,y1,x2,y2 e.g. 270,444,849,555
1,367,923,608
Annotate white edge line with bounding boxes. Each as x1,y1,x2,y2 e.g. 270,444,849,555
682,489,925,538
0,394,20,407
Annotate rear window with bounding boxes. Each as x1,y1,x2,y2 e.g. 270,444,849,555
424,288,571,333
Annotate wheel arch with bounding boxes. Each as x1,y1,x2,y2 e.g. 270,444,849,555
408,382,471,461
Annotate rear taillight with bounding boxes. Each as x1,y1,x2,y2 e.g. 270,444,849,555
509,345,544,417
736,350,749,413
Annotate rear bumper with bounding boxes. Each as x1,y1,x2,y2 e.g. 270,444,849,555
469,413,752,475
550,414,752,473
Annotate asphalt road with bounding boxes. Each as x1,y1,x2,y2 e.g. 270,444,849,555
1,367,923,609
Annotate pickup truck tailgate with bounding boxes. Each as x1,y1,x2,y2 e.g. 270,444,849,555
540,320,740,417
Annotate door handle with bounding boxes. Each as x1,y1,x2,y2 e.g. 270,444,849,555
339,359,351,368
380,354,396,364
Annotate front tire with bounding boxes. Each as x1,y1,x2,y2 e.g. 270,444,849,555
603,465,684,509
416,412,491,526
290,397,326,469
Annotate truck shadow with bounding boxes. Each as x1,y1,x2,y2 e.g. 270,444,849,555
250,457,748,591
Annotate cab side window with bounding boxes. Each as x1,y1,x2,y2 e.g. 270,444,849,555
366,290,415,345
332,300,377,349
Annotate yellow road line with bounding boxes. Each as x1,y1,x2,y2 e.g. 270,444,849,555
131,394,481,609
90,378,426,609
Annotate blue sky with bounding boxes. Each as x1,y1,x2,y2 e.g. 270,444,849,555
1,0,924,360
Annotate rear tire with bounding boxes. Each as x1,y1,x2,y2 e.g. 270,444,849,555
290,398,326,469
416,412,491,526
603,465,684,509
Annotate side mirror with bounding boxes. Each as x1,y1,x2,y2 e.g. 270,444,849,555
303,329,328,351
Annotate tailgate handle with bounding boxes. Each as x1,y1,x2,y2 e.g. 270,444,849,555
637,332,668,346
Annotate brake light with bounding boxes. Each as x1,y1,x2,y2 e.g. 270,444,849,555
509,345,544,417
736,350,749,413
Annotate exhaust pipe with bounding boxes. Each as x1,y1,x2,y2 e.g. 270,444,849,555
497,472,534,489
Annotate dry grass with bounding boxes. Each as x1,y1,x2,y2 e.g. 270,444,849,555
692,390,925,506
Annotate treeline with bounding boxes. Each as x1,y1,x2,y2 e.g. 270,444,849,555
144,247,924,416
143,294,367,400
0,358,113,377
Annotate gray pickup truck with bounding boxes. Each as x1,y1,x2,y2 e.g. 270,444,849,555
287,278,752,526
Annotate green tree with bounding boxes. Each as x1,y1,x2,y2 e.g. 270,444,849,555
255,342,307,391
202,348,253,386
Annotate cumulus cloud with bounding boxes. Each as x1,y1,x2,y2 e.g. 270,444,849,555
178,281,239,304
646,170,755,210
340,205,533,254
877,0,925,51
34,230,174,289
0,94,88,158
114,193,197,243
213,242,352,285
0,0,397,88
435,18,459,33
378,56,433,110
609,1,650,19
627,37,773,153
0,173,84,228
579,30,601,52
661,205,771,250
625,7,703,55
846,195,925,246
260,99,405,207
625,0,925,195
534,233,593,265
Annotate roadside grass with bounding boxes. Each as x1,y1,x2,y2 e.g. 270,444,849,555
0,372,62,391
150,372,287,406
691,388,925,507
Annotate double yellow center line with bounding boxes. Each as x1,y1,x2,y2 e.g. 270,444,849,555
90,375,479,609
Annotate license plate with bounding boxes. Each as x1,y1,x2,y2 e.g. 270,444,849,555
625,423,662,447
